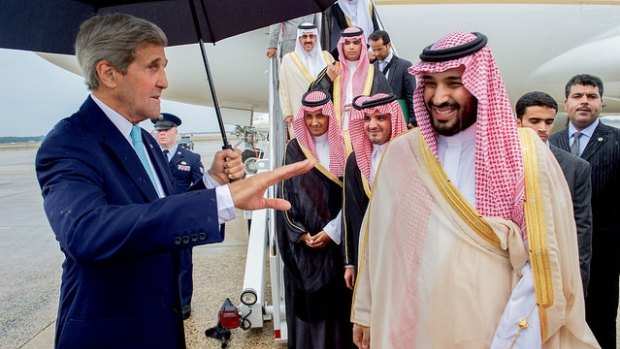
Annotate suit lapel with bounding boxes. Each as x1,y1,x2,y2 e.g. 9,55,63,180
580,123,609,161
143,133,175,196
387,55,397,85
79,97,160,201
553,128,571,152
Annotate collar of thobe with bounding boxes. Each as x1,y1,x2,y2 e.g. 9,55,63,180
437,123,476,146
314,133,331,169
345,59,359,104
297,47,323,77
436,124,476,206
345,59,360,71
370,142,388,185
371,143,387,168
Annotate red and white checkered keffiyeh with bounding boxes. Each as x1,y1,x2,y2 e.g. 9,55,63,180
409,32,526,234
293,90,346,177
349,93,407,184
336,27,370,115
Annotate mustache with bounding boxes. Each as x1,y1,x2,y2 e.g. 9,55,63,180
428,101,459,109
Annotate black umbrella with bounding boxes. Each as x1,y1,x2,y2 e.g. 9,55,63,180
0,0,336,148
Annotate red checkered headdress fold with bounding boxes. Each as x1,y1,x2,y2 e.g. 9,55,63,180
349,93,407,184
409,32,525,233
336,26,370,115
293,90,346,177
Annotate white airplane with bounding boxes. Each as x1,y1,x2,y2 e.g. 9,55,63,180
40,0,620,120
38,1,620,343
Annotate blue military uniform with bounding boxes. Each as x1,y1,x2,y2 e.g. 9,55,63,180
153,113,204,319
168,147,204,195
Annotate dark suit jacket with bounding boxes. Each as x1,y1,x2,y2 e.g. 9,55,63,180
374,55,416,125
36,97,224,349
167,146,204,194
550,122,620,272
549,145,593,290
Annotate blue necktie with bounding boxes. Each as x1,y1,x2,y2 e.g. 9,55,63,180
130,125,157,188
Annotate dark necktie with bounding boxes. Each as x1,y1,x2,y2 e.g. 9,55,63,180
381,60,392,75
163,149,170,162
571,131,582,156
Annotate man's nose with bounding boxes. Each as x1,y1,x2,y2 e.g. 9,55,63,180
432,85,451,104
158,70,169,89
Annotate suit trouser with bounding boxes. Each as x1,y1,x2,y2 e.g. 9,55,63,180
585,259,619,349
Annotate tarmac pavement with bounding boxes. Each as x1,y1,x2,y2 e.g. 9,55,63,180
0,140,284,349
1,139,618,349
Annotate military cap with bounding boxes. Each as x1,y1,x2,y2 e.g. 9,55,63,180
152,113,182,131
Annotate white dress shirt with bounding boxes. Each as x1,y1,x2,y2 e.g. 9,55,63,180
568,118,599,155
377,51,394,79
91,94,235,224
370,143,387,186
342,60,359,130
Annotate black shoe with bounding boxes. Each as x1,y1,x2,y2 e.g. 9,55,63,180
182,304,191,320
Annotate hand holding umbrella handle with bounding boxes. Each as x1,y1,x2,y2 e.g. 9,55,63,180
208,148,244,184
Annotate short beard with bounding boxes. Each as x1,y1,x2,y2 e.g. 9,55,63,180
428,100,477,136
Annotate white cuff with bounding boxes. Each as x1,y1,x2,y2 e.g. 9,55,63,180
215,184,236,224
323,210,342,245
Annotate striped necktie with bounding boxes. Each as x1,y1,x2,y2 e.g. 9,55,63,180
570,131,582,156
130,125,157,187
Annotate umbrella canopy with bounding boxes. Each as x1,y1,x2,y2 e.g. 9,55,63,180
0,0,336,54
0,0,336,147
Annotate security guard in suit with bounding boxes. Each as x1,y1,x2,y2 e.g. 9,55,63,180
153,113,204,320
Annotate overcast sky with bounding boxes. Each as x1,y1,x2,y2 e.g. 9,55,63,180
0,48,226,137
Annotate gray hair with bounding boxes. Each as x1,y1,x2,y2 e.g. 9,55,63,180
75,13,168,90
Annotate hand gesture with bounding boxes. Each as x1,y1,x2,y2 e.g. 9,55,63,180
229,159,313,211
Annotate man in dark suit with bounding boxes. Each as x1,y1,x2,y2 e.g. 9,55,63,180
368,30,416,128
35,13,312,349
516,91,593,293
154,113,204,320
549,74,620,349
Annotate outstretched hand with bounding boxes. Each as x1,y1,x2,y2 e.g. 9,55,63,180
229,160,314,211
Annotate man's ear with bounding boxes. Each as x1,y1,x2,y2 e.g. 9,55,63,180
96,60,117,88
